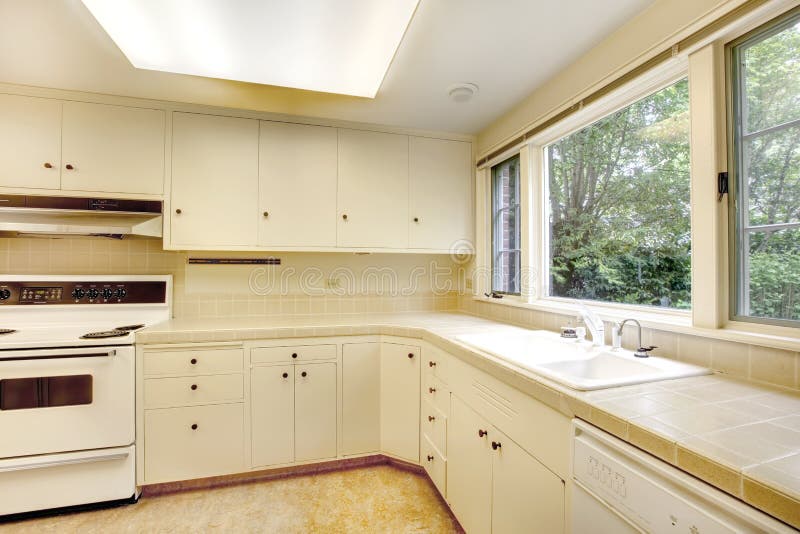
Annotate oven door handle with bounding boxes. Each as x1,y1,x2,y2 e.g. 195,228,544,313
0,349,117,362
0,449,129,473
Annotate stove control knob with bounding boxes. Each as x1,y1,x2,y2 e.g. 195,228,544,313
101,288,113,300
71,288,85,300
87,288,99,300
0,289,11,300
115,287,127,299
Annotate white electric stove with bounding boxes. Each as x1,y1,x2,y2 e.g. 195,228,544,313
0,275,171,518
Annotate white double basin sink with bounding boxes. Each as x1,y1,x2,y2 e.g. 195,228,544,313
455,330,710,391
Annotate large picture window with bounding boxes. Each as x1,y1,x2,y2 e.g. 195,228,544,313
545,78,691,309
491,155,521,295
732,11,800,324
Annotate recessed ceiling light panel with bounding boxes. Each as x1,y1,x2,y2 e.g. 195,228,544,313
80,0,419,98
448,83,479,103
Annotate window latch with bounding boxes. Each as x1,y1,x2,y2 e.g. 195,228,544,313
484,291,504,299
717,172,729,202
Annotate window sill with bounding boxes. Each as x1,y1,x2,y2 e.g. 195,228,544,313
471,295,800,352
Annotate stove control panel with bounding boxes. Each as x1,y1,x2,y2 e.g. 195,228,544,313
0,281,167,305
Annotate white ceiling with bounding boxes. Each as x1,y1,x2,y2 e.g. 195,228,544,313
0,0,655,134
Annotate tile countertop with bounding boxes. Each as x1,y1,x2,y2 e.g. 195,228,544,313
138,312,800,529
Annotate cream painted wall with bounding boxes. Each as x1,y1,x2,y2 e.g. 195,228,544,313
477,0,745,155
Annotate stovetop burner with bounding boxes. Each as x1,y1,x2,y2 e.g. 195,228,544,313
0,328,17,335
80,330,128,339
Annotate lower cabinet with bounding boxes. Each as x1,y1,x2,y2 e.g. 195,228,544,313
341,343,381,455
380,343,421,462
448,395,565,534
251,362,337,467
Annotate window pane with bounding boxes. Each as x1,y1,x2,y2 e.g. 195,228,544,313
492,156,521,294
741,18,800,134
546,79,691,309
734,12,800,325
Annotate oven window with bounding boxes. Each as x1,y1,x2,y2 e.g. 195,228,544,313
0,375,93,410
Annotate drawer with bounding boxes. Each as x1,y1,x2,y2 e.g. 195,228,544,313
144,403,245,483
143,348,243,376
144,374,243,408
423,345,450,384
421,435,446,498
251,344,336,364
423,373,450,416
421,399,447,456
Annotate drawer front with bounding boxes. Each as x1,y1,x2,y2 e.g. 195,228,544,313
251,344,336,364
143,349,243,376
423,373,450,417
423,345,450,384
144,374,243,408
422,435,446,498
421,399,447,456
144,403,244,483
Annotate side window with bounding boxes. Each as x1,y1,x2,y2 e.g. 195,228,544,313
491,155,521,295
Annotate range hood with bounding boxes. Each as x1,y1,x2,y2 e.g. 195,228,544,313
0,195,163,239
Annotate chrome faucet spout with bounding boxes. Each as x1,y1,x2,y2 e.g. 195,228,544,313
615,318,658,357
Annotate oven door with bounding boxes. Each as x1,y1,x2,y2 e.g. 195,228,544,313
0,346,134,458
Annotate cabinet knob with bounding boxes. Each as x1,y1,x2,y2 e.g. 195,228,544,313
408,353,414,359
191,423,198,430
301,371,308,378
282,372,288,379
478,429,488,438
429,361,436,367
263,211,269,218
429,387,436,394
342,214,348,220
190,384,198,391
426,455,434,462
291,353,298,359
491,441,502,450
428,415,435,422
175,208,182,214
65,164,74,170
413,217,419,223
190,358,197,365
43,162,53,169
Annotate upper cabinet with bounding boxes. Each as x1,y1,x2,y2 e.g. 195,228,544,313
0,94,165,196
60,102,165,195
170,113,259,248
337,129,410,249
0,94,62,190
409,137,472,250
258,121,337,248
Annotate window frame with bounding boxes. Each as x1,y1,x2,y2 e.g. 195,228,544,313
728,6,800,328
490,154,522,296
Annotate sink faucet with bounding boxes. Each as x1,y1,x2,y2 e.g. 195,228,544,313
578,305,605,347
613,318,657,358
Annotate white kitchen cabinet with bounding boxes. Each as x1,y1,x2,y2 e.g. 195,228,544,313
61,102,165,195
170,112,259,248
448,395,565,534
294,362,337,462
380,343,420,462
258,121,337,247
337,128,409,248
251,365,295,467
341,343,381,455
409,137,472,250
0,94,62,190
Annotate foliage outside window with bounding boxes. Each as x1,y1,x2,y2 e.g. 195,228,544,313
492,156,521,295
545,79,691,309
732,12,800,324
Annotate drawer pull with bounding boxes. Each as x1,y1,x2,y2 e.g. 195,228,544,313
428,415,436,422
428,387,436,393
408,353,414,359
426,455,434,462
429,361,436,367
190,384,198,391
43,162,53,169
282,372,289,379
291,353,298,359
491,441,502,451
190,358,197,365
191,423,198,430
478,429,488,438
301,371,308,378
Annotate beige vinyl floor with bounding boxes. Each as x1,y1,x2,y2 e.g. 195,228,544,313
0,465,461,533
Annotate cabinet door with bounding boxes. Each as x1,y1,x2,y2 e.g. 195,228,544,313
341,343,381,455
337,129,409,248
171,112,259,248
258,121,337,247
294,362,337,462
251,365,294,467
491,429,565,534
380,343,420,462
0,94,61,190
447,395,492,534
409,137,472,250
61,102,165,195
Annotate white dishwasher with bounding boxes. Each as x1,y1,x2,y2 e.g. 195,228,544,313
571,420,797,533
